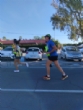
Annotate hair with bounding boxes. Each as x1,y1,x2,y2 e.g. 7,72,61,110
45,34,51,39
13,39,21,45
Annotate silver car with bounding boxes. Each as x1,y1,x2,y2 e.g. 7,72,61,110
61,46,83,61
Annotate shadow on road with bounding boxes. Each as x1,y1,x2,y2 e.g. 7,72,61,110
0,57,42,62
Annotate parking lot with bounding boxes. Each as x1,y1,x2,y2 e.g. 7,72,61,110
1,54,83,110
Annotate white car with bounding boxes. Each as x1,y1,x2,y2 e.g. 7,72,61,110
25,47,42,60
0,47,14,59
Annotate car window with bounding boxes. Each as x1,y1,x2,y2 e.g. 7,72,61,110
34,49,39,51
4,48,13,51
28,48,39,51
66,47,78,51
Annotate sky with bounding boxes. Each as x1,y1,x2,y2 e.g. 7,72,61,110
0,0,82,44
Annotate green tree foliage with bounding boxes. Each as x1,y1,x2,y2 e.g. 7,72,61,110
54,40,62,48
51,0,83,41
33,35,62,47
0,42,2,46
2,36,6,40
41,36,45,39
19,36,22,40
34,36,40,39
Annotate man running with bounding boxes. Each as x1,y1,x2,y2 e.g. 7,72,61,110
43,34,68,80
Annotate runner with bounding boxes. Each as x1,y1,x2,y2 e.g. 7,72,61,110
43,34,68,80
45,44,52,67
13,39,29,72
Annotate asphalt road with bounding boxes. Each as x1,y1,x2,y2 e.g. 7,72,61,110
0,55,83,110
1,55,83,68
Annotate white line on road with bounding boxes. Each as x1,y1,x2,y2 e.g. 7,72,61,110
0,66,83,69
28,67,83,68
0,88,83,93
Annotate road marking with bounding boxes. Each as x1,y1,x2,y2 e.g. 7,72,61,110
0,66,83,69
28,67,83,68
0,88,83,93
35,90,83,93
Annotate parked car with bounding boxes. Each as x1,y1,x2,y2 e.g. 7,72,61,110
0,47,14,59
61,46,83,61
21,47,26,53
0,50,1,57
40,48,43,52
25,47,42,60
78,47,83,54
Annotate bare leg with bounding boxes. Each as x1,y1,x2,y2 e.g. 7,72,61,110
17,59,26,65
14,59,19,70
54,60,65,75
54,60,68,80
46,60,52,77
43,60,52,80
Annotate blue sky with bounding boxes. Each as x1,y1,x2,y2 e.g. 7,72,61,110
0,0,81,44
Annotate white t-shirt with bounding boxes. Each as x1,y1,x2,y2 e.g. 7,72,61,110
16,45,20,51
16,45,22,56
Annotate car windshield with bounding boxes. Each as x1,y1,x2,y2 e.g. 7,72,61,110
28,48,39,52
4,48,13,51
66,47,79,51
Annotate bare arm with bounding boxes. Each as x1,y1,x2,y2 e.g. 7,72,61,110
49,45,57,53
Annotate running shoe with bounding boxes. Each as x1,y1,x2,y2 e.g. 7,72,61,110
43,75,50,80
62,75,68,80
26,63,29,67
14,70,19,72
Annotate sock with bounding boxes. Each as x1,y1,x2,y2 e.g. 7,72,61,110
63,73,66,76
47,75,50,77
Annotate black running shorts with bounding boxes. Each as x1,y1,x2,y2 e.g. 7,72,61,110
48,56,58,62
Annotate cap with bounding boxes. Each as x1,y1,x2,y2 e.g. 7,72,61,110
45,34,51,39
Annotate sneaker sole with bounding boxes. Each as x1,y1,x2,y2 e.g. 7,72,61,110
26,64,29,67
43,77,50,80
62,75,68,80
14,71,20,72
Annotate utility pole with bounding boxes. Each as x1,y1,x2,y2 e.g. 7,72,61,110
51,0,58,40
54,29,55,40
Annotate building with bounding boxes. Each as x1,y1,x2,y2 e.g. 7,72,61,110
0,39,45,46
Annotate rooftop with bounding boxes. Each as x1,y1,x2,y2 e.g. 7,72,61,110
0,39,45,45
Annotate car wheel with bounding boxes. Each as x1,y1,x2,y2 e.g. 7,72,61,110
40,58,42,61
79,59,82,62
64,55,67,60
38,57,42,61
61,56,63,59
25,58,27,61
11,58,14,61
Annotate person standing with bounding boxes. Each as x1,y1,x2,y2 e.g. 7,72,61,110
43,34,68,80
13,39,29,72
